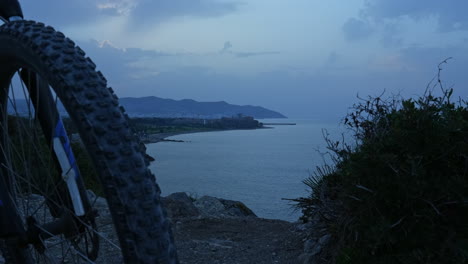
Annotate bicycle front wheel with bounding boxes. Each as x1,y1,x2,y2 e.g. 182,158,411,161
0,20,177,263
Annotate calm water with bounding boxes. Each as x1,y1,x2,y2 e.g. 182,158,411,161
147,119,343,222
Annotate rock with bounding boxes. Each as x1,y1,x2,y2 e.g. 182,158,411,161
303,234,330,259
162,192,200,219
294,222,314,232
160,193,257,219
298,253,315,264
193,196,257,218
87,189,108,207
194,196,227,218
310,244,322,256
303,239,316,253
318,234,331,246
166,192,195,203
218,199,257,217
175,217,305,263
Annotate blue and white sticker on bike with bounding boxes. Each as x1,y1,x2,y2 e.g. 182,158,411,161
54,119,79,179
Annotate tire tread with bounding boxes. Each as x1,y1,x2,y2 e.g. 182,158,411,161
0,20,177,264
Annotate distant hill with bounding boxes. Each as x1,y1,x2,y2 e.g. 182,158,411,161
7,97,286,119
118,96,286,119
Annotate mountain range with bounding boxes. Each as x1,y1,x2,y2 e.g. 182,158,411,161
8,97,286,119
118,96,286,119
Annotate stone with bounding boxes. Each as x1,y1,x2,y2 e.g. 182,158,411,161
303,238,323,256
193,196,257,218
303,239,316,253
166,192,195,204
318,234,331,246
298,253,316,264
294,222,314,232
87,189,108,207
310,244,322,256
162,192,200,219
194,196,226,218
219,198,257,217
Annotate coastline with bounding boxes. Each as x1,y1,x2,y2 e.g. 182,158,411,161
141,127,271,144
143,121,310,222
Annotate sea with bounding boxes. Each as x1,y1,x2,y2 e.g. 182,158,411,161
146,119,345,222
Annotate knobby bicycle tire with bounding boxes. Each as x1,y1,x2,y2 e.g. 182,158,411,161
0,20,178,263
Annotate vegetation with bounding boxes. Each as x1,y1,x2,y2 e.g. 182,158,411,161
129,115,263,136
6,116,103,197
71,141,103,196
295,69,468,263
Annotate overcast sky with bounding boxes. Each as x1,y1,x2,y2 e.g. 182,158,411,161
21,0,468,120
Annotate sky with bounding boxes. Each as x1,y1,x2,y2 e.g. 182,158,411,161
20,0,468,120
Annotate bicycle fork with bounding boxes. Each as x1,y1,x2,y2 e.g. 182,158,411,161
20,69,88,216
0,69,94,248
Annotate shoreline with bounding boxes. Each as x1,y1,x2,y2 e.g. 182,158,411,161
142,127,271,144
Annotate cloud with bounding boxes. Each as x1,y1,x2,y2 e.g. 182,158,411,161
380,23,403,47
79,39,281,90
234,51,280,58
398,45,468,73
77,39,176,87
73,40,350,120
72,38,468,121
342,18,374,41
220,41,233,53
21,0,102,26
22,0,240,27
342,1,468,43
361,0,468,32
219,41,280,58
129,0,239,25
97,0,137,16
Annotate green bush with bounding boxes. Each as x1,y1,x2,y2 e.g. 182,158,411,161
296,82,468,263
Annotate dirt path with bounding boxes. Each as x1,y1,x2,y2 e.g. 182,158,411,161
173,217,305,264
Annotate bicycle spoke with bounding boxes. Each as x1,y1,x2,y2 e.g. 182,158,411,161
0,72,121,263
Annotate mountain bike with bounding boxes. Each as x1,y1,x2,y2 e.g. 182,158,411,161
0,0,178,263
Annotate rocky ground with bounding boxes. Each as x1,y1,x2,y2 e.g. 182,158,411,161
162,193,307,264
1,192,328,264
174,217,303,264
